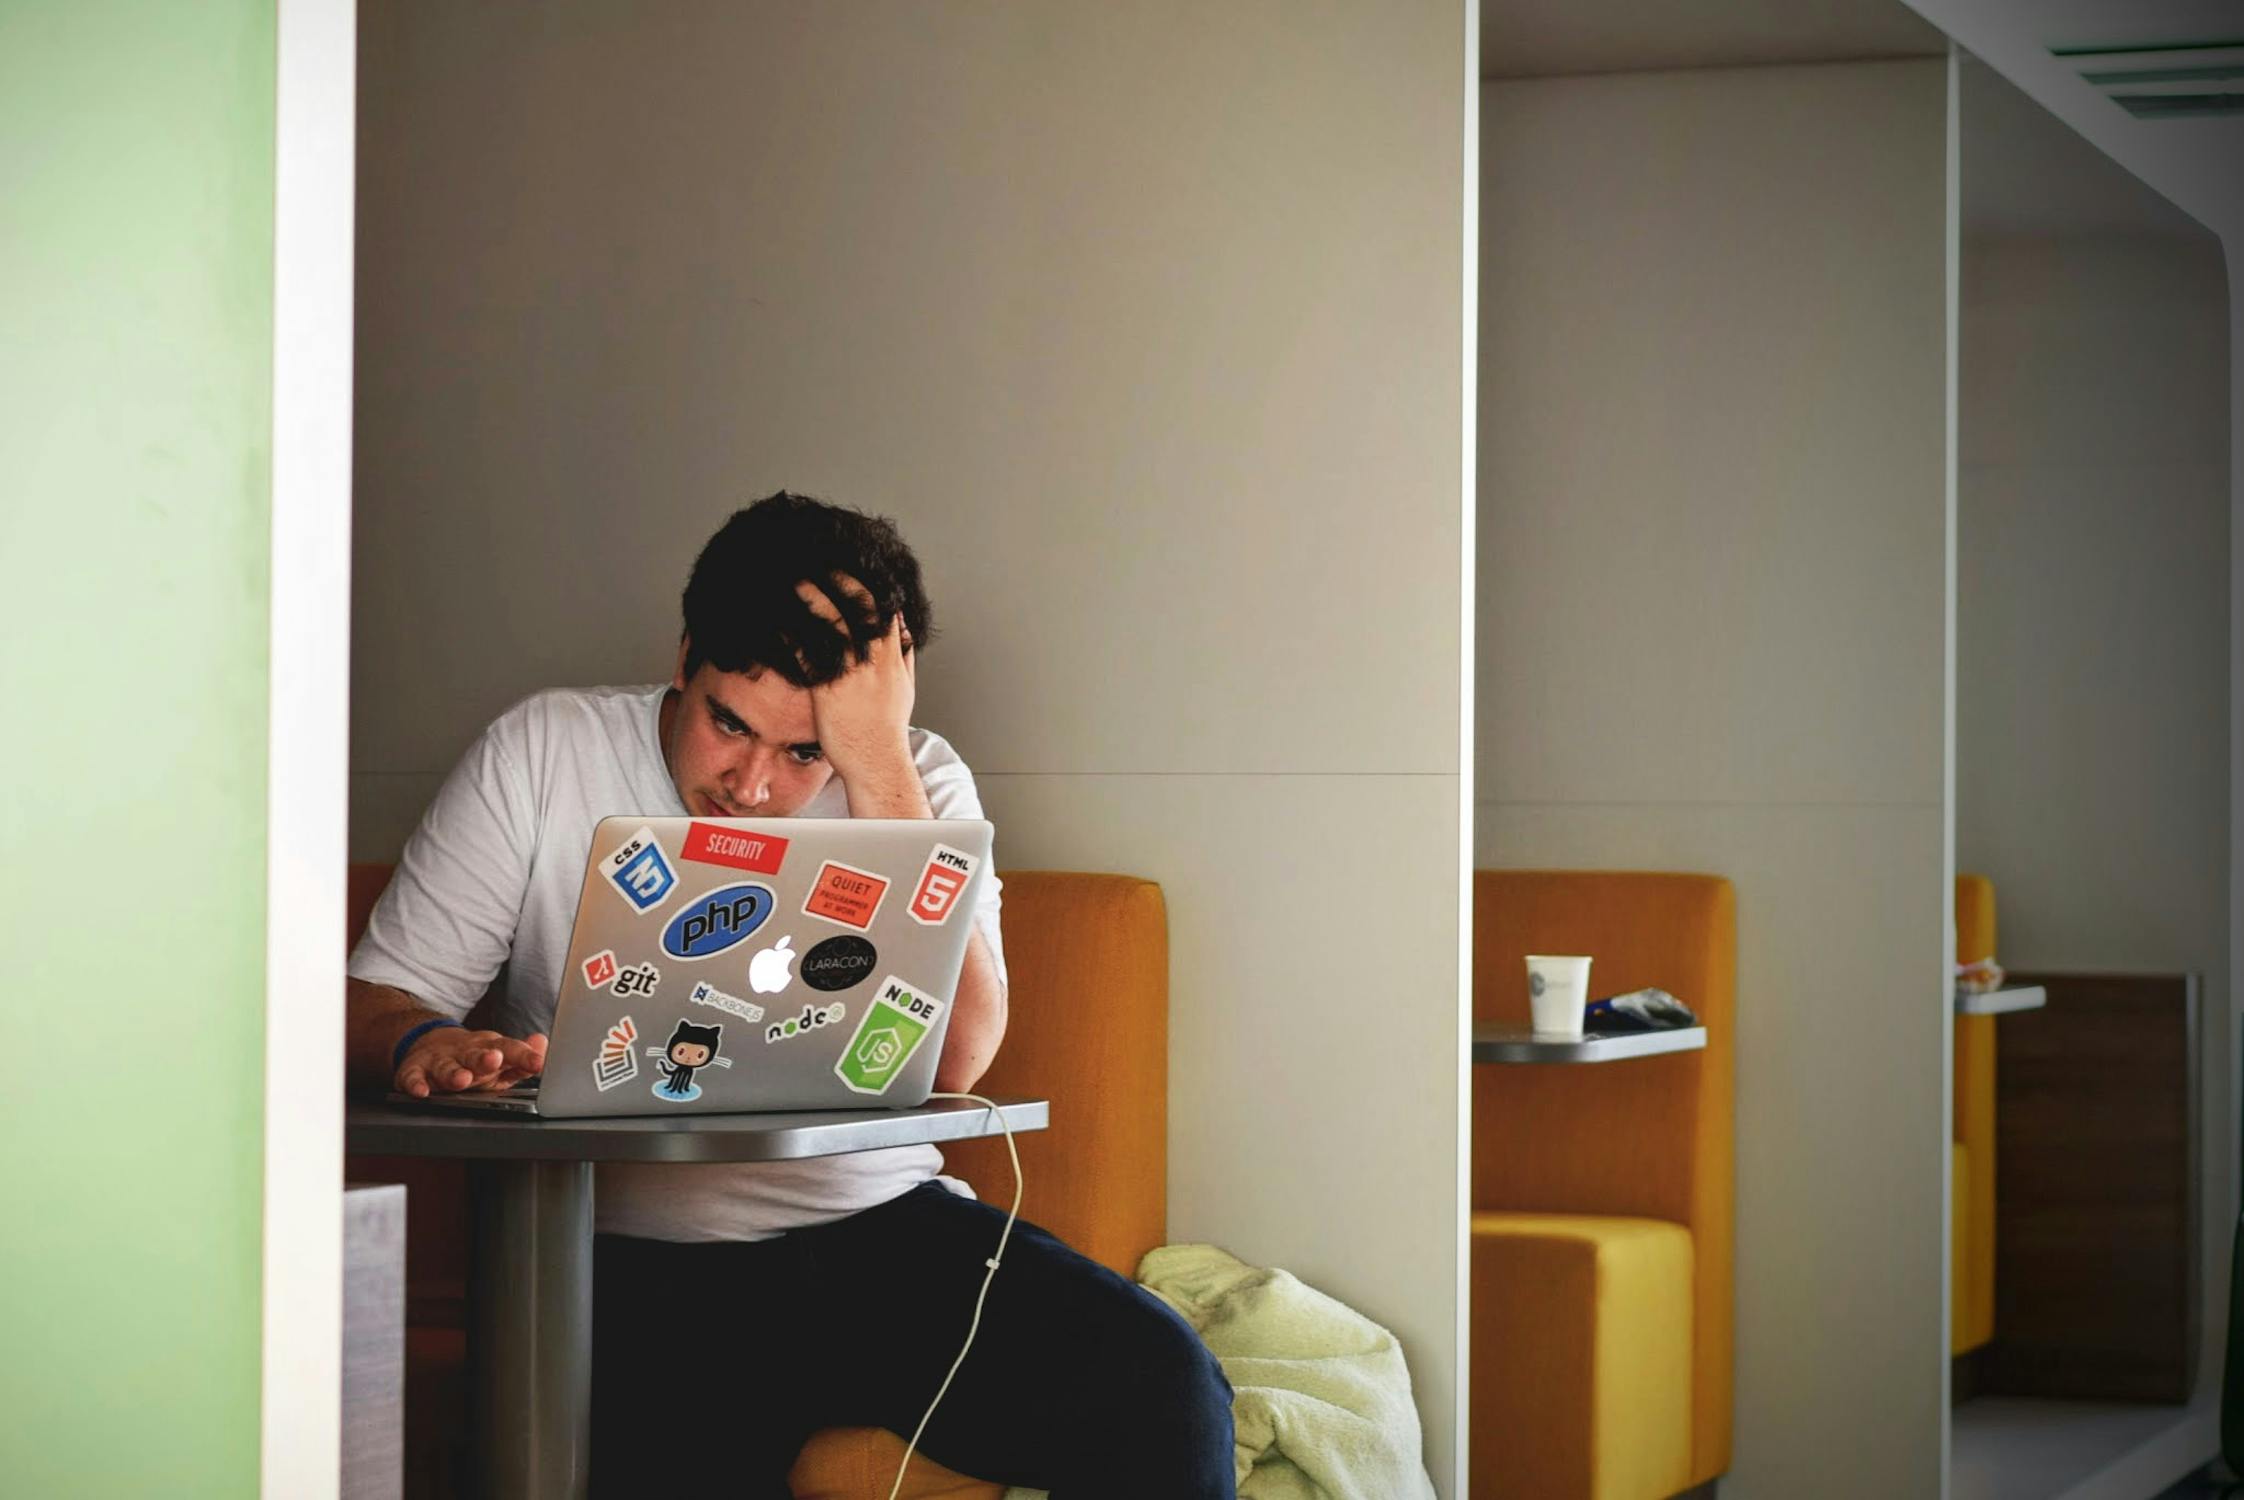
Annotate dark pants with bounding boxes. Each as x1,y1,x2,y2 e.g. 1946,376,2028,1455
590,1182,1236,1498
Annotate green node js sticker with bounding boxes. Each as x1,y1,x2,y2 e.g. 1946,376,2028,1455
834,975,948,1095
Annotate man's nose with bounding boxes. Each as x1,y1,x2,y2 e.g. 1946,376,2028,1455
725,747,779,806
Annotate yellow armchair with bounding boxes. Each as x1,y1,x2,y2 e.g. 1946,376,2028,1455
1952,874,1997,1356
1472,871,1735,1500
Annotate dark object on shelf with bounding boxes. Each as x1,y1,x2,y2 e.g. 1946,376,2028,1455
1581,987,1699,1033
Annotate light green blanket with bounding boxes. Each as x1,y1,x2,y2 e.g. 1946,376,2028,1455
1005,1244,1437,1500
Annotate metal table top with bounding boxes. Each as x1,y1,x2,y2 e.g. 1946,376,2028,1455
1472,1023,1708,1064
346,1094,1048,1162
1954,985,2048,1016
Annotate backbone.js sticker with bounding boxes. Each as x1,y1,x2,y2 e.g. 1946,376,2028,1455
834,975,947,1095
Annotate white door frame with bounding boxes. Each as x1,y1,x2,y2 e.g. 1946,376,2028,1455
264,0,355,1493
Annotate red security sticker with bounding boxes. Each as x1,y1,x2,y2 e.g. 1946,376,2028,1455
680,822,790,875
803,860,890,931
583,949,620,989
908,843,978,926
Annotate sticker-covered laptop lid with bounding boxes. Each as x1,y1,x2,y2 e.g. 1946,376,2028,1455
536,817,993,1118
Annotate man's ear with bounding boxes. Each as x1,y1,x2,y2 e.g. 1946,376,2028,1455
672,636,692,693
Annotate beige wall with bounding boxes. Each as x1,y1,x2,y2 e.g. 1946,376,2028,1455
353,0,1470,1485
1957,228,2232,1389
1477,59,1952,1496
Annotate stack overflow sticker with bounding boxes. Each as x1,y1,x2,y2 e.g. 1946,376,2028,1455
593,1016,639,1092
834,975,948,1095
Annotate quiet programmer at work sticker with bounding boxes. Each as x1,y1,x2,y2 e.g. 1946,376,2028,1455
802,860,889,931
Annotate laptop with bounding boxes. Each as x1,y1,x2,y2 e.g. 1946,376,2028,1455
393,815,994,1117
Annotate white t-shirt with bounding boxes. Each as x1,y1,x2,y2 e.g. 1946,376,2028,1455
347,684,1007,1242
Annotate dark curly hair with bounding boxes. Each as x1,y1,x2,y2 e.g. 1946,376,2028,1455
680,491,936,688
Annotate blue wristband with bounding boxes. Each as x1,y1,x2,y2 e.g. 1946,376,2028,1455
392,1016,464,1074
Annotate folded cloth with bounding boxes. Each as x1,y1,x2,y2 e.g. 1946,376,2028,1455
1006,1244,1436,1500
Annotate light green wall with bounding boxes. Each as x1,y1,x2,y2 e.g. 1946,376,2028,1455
0,2,275,1492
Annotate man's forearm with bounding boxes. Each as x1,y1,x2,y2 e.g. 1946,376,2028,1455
935,929,1007,1093
345,977,451,1091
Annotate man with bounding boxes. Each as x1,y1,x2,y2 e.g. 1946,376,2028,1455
345,493,1234,1497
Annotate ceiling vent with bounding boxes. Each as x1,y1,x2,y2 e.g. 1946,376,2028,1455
2054,40,2244,119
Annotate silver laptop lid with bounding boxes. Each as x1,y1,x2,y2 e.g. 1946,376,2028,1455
536,816,993,1118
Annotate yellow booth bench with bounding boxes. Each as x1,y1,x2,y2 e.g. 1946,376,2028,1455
347,865,1170,1500
1472,871,1735,1500
1952,873,1997,1357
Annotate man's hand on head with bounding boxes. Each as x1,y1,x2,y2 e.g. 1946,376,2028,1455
394,1027,549,1098
795,573,921,799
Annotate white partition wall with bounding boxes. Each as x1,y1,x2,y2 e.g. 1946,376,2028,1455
1476,59,1954,1496
351,0,1473,1487
1956,55,2233,1460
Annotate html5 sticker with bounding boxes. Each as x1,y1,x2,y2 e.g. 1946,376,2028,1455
680,821,789,876
802,860,890,931
908,844,978,927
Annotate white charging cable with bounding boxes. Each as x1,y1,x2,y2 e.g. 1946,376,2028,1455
888,1092,1023,1500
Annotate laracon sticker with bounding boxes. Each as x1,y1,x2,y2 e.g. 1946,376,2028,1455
834,975,947,1095
681,822,790,875
647,1017,731,1103
908,843,978,927
582,950,621,990
661,882,776,960
764,1001,847,1044
688,979,765,1025
602,826,678,914
802,860,889,931
593,1016,639,1092
800,935,877,992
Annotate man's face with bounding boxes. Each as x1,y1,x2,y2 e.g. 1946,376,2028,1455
663,647,836,819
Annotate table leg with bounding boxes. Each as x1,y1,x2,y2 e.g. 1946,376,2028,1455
468,1160,595,1500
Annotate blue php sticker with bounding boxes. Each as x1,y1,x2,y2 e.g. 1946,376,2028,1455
661,882,776,961
602,825,678,914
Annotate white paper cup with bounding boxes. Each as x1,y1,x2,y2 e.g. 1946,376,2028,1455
1526,955,1593,1039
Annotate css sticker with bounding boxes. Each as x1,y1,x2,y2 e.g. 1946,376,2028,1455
908,843,978,927
688,979,764,1025
647,1018,730,1103
800,935,877,993
592,1015,639,1092
661,882,776,960
834,975,947,1095
602,826,678,914
748,935,798,996
802,860,889,931
681,821,789,875
765,1001,847,1044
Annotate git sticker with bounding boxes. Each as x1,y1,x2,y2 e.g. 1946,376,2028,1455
834,975,946,1095
803,860,889,931
681,821,789,875
593,1016,639,1092
908,844,978,927
602,825,678,914
582,950,620,989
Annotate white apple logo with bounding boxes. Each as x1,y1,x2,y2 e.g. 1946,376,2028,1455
748,934,798,995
